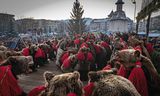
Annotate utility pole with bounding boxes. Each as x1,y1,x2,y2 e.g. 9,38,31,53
131,0,136,22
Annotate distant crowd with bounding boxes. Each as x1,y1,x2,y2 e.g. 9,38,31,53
0,32,160,96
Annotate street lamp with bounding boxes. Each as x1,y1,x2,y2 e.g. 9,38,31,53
131,0,136,22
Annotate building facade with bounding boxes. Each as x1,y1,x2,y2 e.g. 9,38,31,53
16,18,61,36
108,0,133,33
0,13,17,37
89,18,108,33
136,15,160,32
150,15,160,31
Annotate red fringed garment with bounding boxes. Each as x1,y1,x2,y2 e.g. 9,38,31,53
146,43,154,54
35,48,44,58
117,65,127,78
28,85,46,96
67,93,77,96
62,58,71,69
22,47,30,56
60,52,69,63
0,66,23,96
74,39,80,45
87,52,94,62
80,43,89,48
134,45,142,53
93,44,101,54
128,62,148,96
76,52,85,61
103,65,112,70
83,82,95,96
100,41,109,49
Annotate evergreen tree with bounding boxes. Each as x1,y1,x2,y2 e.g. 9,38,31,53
68,0,86,35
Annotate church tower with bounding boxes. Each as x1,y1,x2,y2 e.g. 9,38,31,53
116,0,124,11
108,0,133,33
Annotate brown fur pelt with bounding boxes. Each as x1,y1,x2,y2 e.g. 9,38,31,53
0,50,6,61
128,36,142,47
0,50,22,62
114,49,160,91
115,49,159,80
5,51,22,58
0,56,31,75
40,71,83,96
0,45,7,51
88,70,141,96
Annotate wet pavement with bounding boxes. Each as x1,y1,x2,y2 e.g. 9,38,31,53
18,60,62,93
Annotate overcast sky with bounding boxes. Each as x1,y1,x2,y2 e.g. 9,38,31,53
0,0,158,20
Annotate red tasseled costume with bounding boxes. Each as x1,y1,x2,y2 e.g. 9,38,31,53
128,61,148,96
87,52,94,62
28,85,46,96
76,52,85,61
100,41,109,49
67,93,77,96
0,66,23,96
60,52,69,63
22,47,30,56
80,42,89,48
134,45,142,53
146,43,154,54
93,44,101,54
83,82,95,96
35,48,44,58
74,38,80,45
62,58,71,69
117,65,127,78
103,65,112,70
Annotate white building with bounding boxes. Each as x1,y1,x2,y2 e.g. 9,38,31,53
89,18,108,33
108,0,133,33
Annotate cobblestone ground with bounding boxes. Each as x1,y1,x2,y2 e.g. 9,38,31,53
18,60,62,93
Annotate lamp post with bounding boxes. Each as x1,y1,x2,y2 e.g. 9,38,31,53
131,0,136,22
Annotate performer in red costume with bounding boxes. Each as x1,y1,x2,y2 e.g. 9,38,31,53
0,65,23,96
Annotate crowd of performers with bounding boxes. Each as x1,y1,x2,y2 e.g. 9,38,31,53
0,32,160,96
